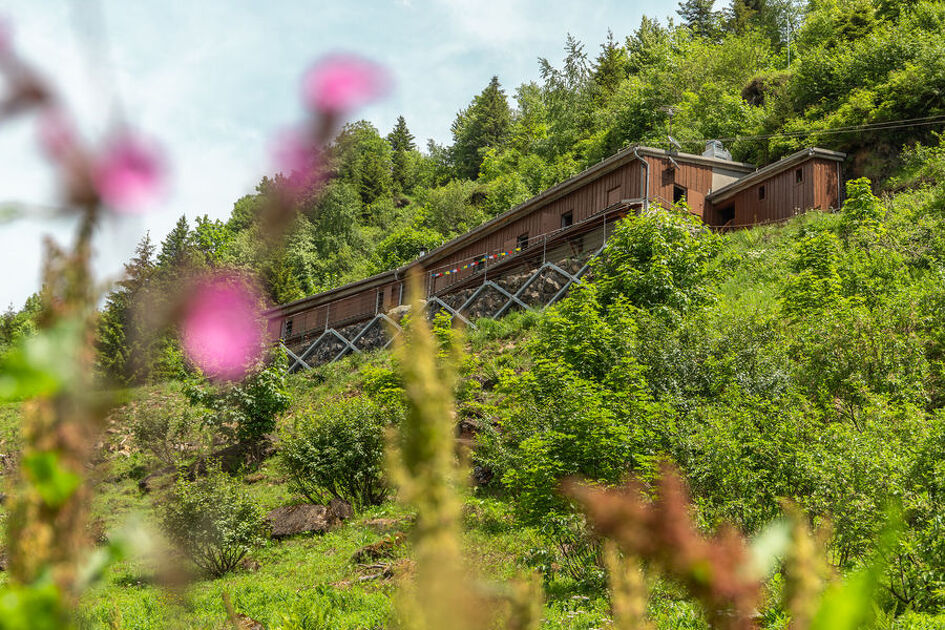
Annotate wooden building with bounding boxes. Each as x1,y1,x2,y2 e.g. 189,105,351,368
267,143,845,363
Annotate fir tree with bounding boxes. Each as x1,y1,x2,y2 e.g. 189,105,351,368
387,116,416,153
96,234,157,384
677,0,721,38
450,76,512,180
157,215,192,270
388,115,416,194
591,30,630,103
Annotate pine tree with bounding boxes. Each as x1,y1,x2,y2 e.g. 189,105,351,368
592,30,630,103
387,116,415,153
96,234,157,384
677,0,721,38
157,215,192,269
450,76,512,180
387,116,416,194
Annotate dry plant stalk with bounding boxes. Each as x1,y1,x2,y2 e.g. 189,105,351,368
5,231,110,603
564,463,762,630
388,271,543,630
388,270,477,630
604,540,651,630
780,502,831,630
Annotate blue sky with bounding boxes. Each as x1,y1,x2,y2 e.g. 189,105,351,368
0,0,677,307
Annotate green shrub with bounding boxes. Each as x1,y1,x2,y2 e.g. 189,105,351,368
592,204,719,320
160,466,264,577
184,362,291,444
279,396,394,508
123,388,203,465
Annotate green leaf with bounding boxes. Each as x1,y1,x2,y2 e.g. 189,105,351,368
22,452,81,508
0,319,83,401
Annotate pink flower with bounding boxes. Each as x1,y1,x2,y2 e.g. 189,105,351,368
271,126,325,195
92,132,165,213
36,108,76,161
302,54,389,113
272,126,320,176
181,274,267,381
0,18,13,57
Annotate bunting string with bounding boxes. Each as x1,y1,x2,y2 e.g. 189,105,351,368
431,247,522,278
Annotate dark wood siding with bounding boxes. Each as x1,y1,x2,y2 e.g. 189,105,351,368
429,160,643,293
646,157,713,217
709,157,840,227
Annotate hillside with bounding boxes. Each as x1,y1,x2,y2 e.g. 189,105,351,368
5,0,945,627
1,167,943,627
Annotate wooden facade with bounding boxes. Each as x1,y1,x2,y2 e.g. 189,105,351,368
267,145,845,348
705,148,844,227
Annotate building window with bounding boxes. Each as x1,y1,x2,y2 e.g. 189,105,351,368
561,211,573,229
517,233,529,250
758,185,766,200
283,318,293,338
673,184,687,204
795,168,803,183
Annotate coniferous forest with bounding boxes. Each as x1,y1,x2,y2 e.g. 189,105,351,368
4,0,945,627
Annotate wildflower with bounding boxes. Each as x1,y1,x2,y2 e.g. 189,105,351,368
181,274,266,381
92,132,165,213
302,54,389,113
36,108,76,160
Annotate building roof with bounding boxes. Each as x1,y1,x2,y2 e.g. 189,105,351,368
267,145,753,317
706,147,846,204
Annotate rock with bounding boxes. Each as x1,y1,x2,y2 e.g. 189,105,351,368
351,532,406,563
328,498,354,521
386,304,414,321
266,504,336,538
233,613,265,630
265,500,353,539
240,557,261,573
473,464,494,486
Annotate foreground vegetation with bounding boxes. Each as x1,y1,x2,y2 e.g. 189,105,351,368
3,164,945,626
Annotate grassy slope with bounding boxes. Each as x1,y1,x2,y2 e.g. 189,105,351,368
4,211,945,629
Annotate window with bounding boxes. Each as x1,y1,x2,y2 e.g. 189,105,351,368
717,205,735,226
795,168,803,183
673,184,687,204
283,318,293,338
517,232,529,250
758,185,766,200
561,211,573,228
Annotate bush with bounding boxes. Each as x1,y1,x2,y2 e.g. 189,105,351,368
160,466,264,577
592,204,719,320
184,362,291,444
123,388,204,465
279,396,395,508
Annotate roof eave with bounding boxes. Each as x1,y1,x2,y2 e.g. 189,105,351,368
707,147,846,204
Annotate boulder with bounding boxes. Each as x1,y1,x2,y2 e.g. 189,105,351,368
266,504,335,538
329,497,354,521
265,499,353,539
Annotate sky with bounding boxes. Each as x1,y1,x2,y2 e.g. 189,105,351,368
0,0,678,308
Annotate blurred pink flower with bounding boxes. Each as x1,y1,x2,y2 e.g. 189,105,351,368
181,274,266,381
92,132,165,213
272,126,320,175
36,108,76,161
0,18,12,57
302,54,389,113
271,126,325,195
